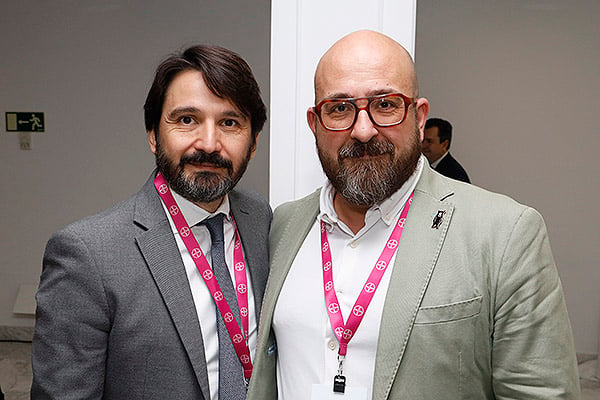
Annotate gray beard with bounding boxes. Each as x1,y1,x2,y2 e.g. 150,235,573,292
317,129,421,207
166,169,234,204
154,140,251,204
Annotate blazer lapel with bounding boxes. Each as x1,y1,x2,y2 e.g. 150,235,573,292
269,193,320,293
259,191,321,342
229,191,270,318
133,174,211,400
373,165,455,400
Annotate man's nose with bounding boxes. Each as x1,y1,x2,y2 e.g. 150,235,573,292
349,110,378,143
192,123,221,154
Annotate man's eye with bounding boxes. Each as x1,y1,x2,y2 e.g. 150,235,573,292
180,116,194,124
223,119,239,127
375,99,399,110
326,102,352,114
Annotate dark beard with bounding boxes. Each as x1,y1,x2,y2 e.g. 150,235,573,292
317,126,421,207
155,140,252,204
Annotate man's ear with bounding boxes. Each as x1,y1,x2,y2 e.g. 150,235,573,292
415,98,430,142
249,133,259,160
148,130,157,154
441,139,450,151
307,107,318,136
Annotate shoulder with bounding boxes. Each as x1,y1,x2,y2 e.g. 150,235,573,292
269,189,321,240
453,183,547,249
268,190,321,252
230,188,269,206
420,169,536,229
273,189,320,221
229,188,272,219
48,190,141,249
51,173,161,239
448,178,528,215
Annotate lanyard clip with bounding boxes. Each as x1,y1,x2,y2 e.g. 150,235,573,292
337,354,345,376
334,354,347,394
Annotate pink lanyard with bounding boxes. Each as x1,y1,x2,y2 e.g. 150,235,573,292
153,172,252,379
321,193,413,358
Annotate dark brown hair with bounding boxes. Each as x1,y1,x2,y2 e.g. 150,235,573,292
425,117,453,149
144,45,267,144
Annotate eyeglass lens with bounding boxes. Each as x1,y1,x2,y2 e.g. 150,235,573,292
320,95,406,130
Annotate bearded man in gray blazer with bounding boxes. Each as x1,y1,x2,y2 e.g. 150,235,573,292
247,30,580,399
32,45,271,400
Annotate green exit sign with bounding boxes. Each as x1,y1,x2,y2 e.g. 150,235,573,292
6,112,45,132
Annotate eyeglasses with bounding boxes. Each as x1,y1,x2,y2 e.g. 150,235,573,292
313,93,414,132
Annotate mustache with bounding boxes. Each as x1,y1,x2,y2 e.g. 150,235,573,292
338,139,395,160
180,151,233,171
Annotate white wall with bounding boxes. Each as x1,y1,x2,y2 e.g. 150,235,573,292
416,0,600,354
0,0,271,330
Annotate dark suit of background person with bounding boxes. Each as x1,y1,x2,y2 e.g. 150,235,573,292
435,152,470,183
422,117,470,183
31,45,271,400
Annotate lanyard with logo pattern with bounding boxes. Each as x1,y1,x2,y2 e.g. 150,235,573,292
320,192,413,393
154,172,252,380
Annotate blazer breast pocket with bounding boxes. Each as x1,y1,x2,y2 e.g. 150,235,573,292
414,295,482,325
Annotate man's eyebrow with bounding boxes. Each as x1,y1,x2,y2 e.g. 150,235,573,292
165,106,248,122
323,89,400,101
222,110,248,119
166,106,200,119
324,92,353,100
365,89,397,97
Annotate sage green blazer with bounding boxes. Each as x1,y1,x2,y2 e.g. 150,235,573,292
248,164,580,400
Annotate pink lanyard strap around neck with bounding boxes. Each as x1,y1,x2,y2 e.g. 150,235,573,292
153,172,252,379
321,192,414,357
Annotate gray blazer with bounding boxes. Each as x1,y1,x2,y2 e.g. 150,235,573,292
32,172,272,400
247,163,580,400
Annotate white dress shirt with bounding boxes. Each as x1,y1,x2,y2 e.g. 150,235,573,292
273,157,424,400
161,190,257,400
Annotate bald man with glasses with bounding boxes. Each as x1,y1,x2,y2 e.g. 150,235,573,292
247,30,580,400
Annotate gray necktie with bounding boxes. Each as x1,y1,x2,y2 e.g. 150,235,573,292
203,214,246,400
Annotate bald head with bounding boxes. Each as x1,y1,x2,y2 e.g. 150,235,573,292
307,31,430,216
314,30,418,102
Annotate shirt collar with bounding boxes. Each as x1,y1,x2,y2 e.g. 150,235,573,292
170,189,231,226
430,151,449,168
319,155,424,233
